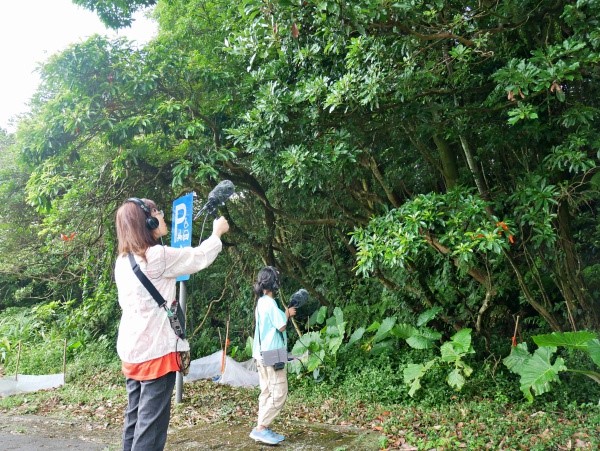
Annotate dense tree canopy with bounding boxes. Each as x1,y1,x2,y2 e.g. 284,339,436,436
1,0,599,358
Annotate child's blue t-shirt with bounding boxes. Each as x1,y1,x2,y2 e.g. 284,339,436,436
252,294,287,360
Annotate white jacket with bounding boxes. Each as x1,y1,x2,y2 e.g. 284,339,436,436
115,235,222,363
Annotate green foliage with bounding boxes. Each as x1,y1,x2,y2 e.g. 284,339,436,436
508,175,559,248
228,335,253,361
0,305,113,376
503,343,568,402
62,337,121,383
338,354,407,404
289,307,409,380
403,328,475,397
391,308,443,351
0,336,10,364
289,305,475,398
289,307,348,380
72,0,157,28
0,307,51,345
351,187,511,276
503,331,600,402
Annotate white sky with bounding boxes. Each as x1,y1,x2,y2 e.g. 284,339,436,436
0,0,157,132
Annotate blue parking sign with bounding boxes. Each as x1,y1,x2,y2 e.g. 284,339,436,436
171,193,194,281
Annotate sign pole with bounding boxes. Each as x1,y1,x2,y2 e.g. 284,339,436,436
171,192,194,404
175,281,187,403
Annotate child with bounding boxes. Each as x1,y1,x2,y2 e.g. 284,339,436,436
249,266,296,445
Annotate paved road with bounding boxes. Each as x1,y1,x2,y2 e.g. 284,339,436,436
0,412,382,450
0,414,118,450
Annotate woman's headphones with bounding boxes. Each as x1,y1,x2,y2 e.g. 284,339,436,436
127,198,160,230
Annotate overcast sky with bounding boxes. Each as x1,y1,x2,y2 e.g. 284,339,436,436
0,0,157,132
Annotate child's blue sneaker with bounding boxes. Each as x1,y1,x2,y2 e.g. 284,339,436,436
249,428,280,445
266,429,285,442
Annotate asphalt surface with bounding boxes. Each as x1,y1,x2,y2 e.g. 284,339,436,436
0,412,382,450
0,414,117,450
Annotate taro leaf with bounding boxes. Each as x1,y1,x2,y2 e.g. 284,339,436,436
307,350,325,372
406,370,423,397
335,322,347,338
392,323,417,339
371,340,394,354
403,363,424,383
406,326,442,349
416,306,442,327
447,368,465,391
441,341,461,363
373,317,397,343
291,341,305,355
440,331,474,364
328,335,344,354
333,306,344,325
533,331,597,350
588,339,600,368
347,327,365,347
452,328,473,354
403,360,435,397
503,342,531,371
325,314,346,337
422,326,443,341
518,346,567,402
309,306,327,326
406,334,433,349
312,367,321,380
291,331,319,354
365,321,380,333
462,363,473,377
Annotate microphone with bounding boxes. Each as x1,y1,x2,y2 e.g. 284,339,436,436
289,288,308,309
194,180,235,220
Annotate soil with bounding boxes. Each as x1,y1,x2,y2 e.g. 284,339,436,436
0,412,382,450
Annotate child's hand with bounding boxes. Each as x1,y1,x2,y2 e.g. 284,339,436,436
286,307,297,318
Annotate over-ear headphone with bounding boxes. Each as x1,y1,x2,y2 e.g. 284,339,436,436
127,197,160,230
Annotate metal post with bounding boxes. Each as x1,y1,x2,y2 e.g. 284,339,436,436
175,281,187,403
15,341,22,381
62,338,68,381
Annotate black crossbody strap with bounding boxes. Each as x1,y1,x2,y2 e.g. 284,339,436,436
128,252,167,308
255,308,261,348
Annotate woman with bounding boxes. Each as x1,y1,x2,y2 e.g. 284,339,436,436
114,197,229,451
250,266,296,445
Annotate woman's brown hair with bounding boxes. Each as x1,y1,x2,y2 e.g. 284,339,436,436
116,198,159,257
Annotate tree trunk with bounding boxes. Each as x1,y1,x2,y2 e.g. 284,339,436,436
432,133,459,190
555,200,600,330
458,133,490,202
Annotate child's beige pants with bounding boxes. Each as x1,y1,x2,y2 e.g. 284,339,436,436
256,361,288,427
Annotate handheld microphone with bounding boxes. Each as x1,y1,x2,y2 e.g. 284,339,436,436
289,288,309,309
194,180,235,220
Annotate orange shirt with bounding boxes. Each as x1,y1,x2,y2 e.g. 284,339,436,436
122,352,180,381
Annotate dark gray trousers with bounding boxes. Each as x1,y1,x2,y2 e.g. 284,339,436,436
122,371,176,451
